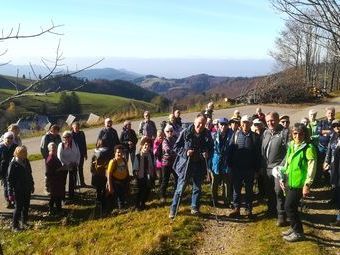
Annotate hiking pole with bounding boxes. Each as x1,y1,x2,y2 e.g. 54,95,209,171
172,157,190,220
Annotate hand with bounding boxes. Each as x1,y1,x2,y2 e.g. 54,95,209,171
8,195,15,202
279,180,285,191
206,173,211,183
323,162,330,171
303,185,310,198
187,149,194,157
202,152,208,159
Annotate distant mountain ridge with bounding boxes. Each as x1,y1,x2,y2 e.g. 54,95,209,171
0,64,143,81
134,73,262,101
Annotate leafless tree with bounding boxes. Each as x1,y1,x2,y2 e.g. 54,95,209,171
0,21,103,106
271,0,340,55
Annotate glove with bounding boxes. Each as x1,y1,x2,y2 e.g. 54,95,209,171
8,195,15,202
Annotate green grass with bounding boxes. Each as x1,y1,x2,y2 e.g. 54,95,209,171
0,89,157,116
1,190,202,255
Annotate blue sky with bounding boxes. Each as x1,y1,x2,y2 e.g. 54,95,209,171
0,0,284,77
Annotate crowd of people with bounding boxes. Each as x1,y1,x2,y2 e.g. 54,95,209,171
0,105,339,243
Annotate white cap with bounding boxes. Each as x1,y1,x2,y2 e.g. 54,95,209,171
241,115,252,123
309,109,317,115
3,131,14,139
253,118,263,125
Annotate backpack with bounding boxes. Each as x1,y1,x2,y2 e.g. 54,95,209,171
154,141,163,161
91,154,109,176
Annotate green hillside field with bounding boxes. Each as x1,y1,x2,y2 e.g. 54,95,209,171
0,89,157,117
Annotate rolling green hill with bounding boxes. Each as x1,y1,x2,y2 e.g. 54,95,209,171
0,89,157,117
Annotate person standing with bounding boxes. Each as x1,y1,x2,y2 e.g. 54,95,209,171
40,124,62,193
57,131,80,202
279,115,290,130
262,112,290,226
119,120,138,165
0,124,22,146
71,122,87,187
169,113,213,218
0,132,18,208
308,109,319,146
46,142,66,215
280,123,317,242
211,118,233,207
316,107,335,186
173,109,182,127
138,111,157,140
324,119,340,226
160,125,178,203
133,137,155,211
228,115,261,218
97,118,120,154
7,146,34,232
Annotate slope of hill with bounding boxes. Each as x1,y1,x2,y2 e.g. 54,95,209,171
135,74,262,102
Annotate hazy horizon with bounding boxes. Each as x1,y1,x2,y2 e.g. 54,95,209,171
0,57,276,79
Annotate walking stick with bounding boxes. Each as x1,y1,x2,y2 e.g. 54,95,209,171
172,157,190,220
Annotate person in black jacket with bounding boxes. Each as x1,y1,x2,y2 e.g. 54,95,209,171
72,122,88,187
40,124,62,193
228,115,261,219
0,131,18,209
120,121,138,165
97,118,120,154
7,146,34,232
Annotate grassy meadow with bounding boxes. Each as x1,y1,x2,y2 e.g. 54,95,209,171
0,89,157,116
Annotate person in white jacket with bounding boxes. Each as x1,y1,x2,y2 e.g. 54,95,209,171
57,131,80,202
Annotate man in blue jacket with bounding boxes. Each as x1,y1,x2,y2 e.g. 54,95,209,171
169,113,213,218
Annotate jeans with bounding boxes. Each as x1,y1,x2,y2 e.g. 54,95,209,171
232,170,254,210
124,150,136,166
65,168,77,199
160,165,178,199
285,188,303,234
112,179,128,208
170,162,204,213
13,191,31,228
135,178,151,209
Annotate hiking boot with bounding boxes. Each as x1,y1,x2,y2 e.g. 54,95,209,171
12,226,22,233
169,211,175,219
276,216,289,227
6,201,15,209
191,208,199,215
245,209,255,219
330,220,340,227
283,231,304,242
281,228,294,236
229,208,240,218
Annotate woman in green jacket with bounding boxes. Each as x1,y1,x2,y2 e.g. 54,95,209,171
280,123,317,242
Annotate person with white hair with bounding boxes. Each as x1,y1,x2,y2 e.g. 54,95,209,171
57,131,80,202
0,124,22,146
308,109,319,146
0,131,18,209
160,124,178,203
97,118,120,154
120,120,138,165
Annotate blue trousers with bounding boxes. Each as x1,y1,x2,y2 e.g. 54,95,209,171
170,162,204,213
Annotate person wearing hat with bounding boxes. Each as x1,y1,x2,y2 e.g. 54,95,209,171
97,118,120,155
57,131,80,202
253,118,266,137
316,107,335,187
231,110,241,120
211,117,233,207
253,107,266,124
0,131,18,208
324,119,340,226
261,112,290,226
279,115,290,130
228,115,261,218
